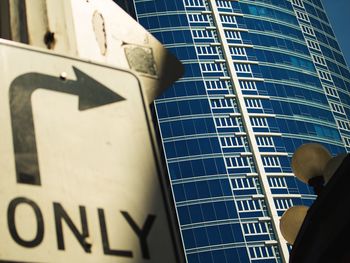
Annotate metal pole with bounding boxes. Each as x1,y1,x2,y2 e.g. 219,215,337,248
0,0,11,39
24,0,48,48
9,0,28,43
0,0,76,54
0,0,47,46
0,0,28,42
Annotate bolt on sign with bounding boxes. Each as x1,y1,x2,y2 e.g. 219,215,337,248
0,40,180,263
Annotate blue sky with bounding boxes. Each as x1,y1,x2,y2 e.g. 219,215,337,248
322,0,350,66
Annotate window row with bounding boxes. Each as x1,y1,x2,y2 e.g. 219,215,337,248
240,80,257,90
211,98,235,109
216,0,231,8
231,177,255,190
295,10,309,22
337,119,350,130
262,156,280,168
274,198,293,211
301,24,315,37
205,79,231,90
268,177,287,188
192,29,215,39
344,137,350,147
225,30,241,40
215,116,238,127
196,45,220,55
230,46,247,56
220,136,244,147
235,63,252,73
236,199,263,212
312,54,326,66
251,117,268,127
188,13,210,23
324,85,339,98
256,136,274,147
248,245,276,259
307,39,321,51
220,14,237,24
291,0,305,8
243,222,269,235
225,156,250,168
245,98,262,109
201,62,224,72
184,0,205,7
330,102,345,114
318,69,332,81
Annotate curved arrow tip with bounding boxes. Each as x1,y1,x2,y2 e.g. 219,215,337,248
73,67,126,111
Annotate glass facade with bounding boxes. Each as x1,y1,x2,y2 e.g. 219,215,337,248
133,0,350,262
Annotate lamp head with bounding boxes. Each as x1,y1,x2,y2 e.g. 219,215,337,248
291,143,332,184
323,153,347,183
280,206,309,245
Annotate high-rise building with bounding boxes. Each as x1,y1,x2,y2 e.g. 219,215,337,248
132,0,350,262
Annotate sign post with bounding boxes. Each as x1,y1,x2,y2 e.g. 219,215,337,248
0,39,180,262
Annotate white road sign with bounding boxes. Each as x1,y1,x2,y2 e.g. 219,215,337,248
0,40,180,262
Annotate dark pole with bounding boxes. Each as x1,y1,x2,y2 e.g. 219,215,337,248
308,176,325,196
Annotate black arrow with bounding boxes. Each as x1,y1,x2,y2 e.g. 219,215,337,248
9,66,125,186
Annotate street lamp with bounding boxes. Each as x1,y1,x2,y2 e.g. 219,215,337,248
280,143,347,245
291,143,331,195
